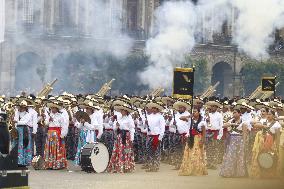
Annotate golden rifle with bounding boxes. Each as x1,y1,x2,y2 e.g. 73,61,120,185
37,78,58,97
96,78,115,97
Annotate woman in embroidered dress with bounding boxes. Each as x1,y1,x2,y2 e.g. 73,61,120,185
220,108,248,177
107,103,135,173
249,108,281,178
179,108,207,176
43,101,68,169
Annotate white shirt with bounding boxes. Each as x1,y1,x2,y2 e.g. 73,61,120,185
267,121,281,134
147,113,166,140
14,110,33,129
116,115,135,141
45,112,67,138
28,107,38,134
171,111,190,134
241,112,253,130
208,111,224,139
60,108,70,130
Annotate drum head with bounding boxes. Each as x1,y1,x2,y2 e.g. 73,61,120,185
258,153,274,169
90,142,109,173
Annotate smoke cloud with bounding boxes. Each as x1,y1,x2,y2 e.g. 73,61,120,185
139,1,197,90
231,0,284,60
139,0,284,90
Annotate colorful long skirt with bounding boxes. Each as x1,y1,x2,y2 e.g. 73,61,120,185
220,134,247,177
17,126,33,166
179,135,207,176
107,131,135,173
74,129,88,165
44,128,67,169
249,131,280,178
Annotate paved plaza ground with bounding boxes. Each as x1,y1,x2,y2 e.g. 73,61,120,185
28,162,284,189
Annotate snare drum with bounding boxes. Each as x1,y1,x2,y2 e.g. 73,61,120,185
80,142,109,173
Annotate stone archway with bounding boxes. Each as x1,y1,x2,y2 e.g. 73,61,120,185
15,52,45,93
211,62,233,97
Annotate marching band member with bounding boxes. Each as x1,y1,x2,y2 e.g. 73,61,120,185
43,100,68,169
144,101,165,172
160,96,175,163
205,100,224,169
74,101,100,165
107,103,135,173
179,108,207,176
249,108,281,178
171,100,191,169
14,100,33,166
220,108,249,177
102,109,115,157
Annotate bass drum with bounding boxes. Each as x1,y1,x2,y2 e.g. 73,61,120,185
80,142,109,173
258,152,275,169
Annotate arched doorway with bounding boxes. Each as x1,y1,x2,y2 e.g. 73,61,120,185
211,62,233,97
15,52,45,93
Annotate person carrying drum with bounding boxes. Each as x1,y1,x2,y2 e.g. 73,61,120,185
249,107,281,178
74,101,101,165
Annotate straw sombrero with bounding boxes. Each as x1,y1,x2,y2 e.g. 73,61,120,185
114,103,134,113
205,100,222,108
173,100,191,111
47,101,62,110
146,101,165,111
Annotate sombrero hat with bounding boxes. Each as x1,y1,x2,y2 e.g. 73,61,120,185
47,100,62,110
205,100,222,108
193,97,204,106
161,96,175,105
146,101,165,111
235,102,254,110
80,101,100,110
173,100,191,111
18,100,28,107
114,103,134,113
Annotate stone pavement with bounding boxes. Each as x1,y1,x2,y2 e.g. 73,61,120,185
28,162,284,189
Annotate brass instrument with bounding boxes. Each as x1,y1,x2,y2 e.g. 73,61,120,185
200,82,220,99
4,102,17,139
37,78,58,97
96,78,115,97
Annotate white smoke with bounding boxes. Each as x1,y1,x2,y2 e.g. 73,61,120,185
86,0,133,58
139,1,197,90
140,0,284,90
231,0,284,60
0,0,4,43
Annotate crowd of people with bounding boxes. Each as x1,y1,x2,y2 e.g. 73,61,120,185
0,93,284,178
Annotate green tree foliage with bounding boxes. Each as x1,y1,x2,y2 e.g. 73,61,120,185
241,61,284,97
